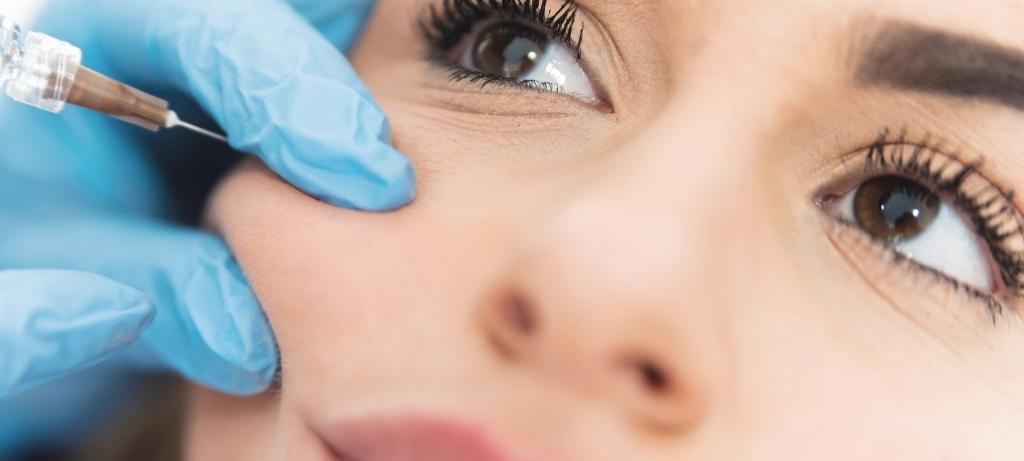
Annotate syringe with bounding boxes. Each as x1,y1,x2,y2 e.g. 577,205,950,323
0,15,227,142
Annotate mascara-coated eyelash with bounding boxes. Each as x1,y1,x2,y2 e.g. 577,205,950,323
857,129,1024,296
818,128,1024,321
419,0,585,59
417,0,601,102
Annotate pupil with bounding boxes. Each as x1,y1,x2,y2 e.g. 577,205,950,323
472,22,548,79
879,190,921,228
854,176,940,241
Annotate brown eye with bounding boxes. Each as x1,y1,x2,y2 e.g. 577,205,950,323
471,22,548,79
854,176,940,241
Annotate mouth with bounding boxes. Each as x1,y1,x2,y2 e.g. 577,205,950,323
319,413,543,461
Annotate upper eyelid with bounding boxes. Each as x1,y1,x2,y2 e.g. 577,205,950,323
823,134,1021,231
417,0,586,55
818,131,1007,200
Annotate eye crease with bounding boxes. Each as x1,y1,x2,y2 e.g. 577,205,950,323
819,130,1024,314
418,0,600,104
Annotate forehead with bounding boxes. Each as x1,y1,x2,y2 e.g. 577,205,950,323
601,0,1023,37
398,0,1024,53
601,0,1024,69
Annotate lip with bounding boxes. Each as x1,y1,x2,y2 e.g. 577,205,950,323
319,413,540,461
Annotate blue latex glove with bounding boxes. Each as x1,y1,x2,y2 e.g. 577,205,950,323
0,270,153,395
0,0,412,443
95,0,416,210
0,179,278,398
0,0,410,396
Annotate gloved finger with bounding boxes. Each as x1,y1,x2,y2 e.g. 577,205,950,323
0,270,153,398
0,202,279,396
94,0,415,211
284,0,376,51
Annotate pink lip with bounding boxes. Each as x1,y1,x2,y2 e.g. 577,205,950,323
320,413,537,461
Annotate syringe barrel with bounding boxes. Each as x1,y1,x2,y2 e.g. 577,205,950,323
0,15,170,131
67,67,170,131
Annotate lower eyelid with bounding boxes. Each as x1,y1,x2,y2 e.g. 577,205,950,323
421,74,601,117
825,175,1000,294
824,218,1007,328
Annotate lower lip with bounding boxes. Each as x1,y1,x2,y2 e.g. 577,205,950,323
320,414,530,461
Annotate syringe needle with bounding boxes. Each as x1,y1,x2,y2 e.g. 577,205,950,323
2,15,234,144
166,111,228,143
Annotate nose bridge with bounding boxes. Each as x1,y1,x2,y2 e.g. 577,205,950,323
532,0,799,301
587,96,771,289
477,93,784,432
474,8,831,444
523,0,812,316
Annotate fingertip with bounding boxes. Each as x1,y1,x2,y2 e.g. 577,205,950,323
326,144,417,211
373,155,418,212
0,271,155,396
42,271,155,347
0,270,154,327
144,242,278,395
104,292,157,347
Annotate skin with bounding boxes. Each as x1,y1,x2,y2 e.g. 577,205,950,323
187,0,1024,459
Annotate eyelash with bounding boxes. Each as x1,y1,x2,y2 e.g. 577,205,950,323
835,128,1024,314
418,0,585,90
834,218,1007,317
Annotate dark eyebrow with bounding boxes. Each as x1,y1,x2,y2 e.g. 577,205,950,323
856,21,1024,111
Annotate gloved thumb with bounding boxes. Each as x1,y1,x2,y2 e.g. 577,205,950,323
0,270,154,398
93,0,416,211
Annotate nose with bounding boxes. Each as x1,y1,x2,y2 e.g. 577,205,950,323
477,209,721,433
476,112,761,433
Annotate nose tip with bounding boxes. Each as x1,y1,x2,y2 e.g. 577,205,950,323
476,286,707,433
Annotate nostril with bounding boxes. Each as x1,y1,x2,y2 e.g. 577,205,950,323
479,291,541,361
622,355,673,396
614,352,698,432
503,294,538,336
636,360,671,394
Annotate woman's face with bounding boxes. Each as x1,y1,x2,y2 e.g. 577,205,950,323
192,0,1024,459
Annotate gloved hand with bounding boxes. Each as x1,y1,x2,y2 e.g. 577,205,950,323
95,0,416,210
0,177,280,454
0,180,277,398
1,0,410,397
0,270,153,396
0,0,413,450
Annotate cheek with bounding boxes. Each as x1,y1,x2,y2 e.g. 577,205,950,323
206,155,544,387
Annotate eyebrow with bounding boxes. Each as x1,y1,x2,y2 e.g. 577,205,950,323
856,21,1024,111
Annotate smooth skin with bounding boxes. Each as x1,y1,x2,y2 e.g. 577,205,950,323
193,0,1024,459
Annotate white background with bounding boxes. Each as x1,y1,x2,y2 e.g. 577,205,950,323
4,0,44,26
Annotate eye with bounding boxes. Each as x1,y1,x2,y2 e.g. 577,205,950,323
469,22,549,79
419,0,600,103
448,19,598,101
826,175,994,291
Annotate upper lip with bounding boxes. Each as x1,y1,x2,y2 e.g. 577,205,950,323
320,413,543,461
